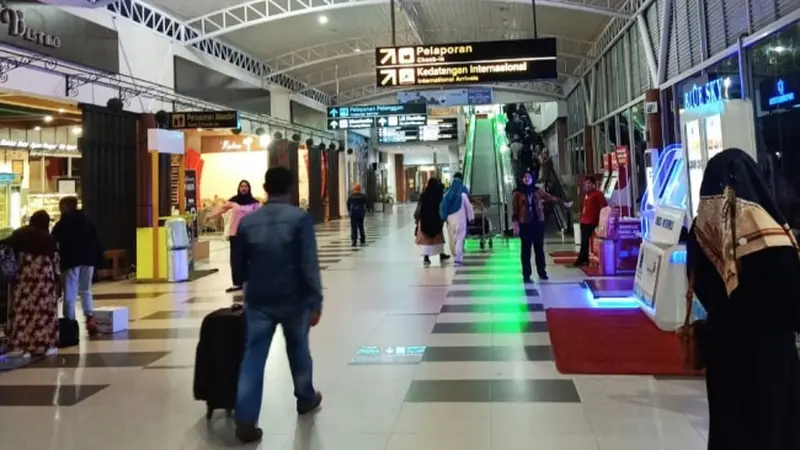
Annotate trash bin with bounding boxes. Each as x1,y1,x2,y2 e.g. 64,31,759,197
165,218,190,282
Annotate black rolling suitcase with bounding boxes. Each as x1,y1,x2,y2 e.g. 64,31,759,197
193,304,246,420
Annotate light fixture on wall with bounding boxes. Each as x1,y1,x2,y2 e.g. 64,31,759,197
318,15,328,24
71,126,82,135
33,126,41,131
57,108,65,114
43,115,53,123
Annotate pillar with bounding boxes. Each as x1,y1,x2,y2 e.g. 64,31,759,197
270,87,292,122
583,125,595,173
644,89,663,149
394,154,405,202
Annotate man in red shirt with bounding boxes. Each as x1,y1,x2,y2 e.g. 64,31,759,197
574,177,607,267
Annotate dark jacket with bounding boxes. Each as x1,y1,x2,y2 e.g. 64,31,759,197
51,210,102,270
347,192,368,218
234,200,323,315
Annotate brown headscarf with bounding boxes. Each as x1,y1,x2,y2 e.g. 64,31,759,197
8,210,57,257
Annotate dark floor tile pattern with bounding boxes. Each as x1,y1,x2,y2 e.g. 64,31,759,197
24,351,171,368
405,379,580,403
421,345,552,362
439,303,544,313
141,310,211,320
446,288,539,298
431,321,548,334
94,292,167,300
0,384,109,406
92,327,200,340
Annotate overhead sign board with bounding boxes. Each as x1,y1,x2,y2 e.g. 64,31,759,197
168,111,240,130
327,103,426,119
375,114,427,128
328,117,375,130
375,38,557,87
378,118,458,144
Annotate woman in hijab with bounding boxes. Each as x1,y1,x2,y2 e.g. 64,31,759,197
207,180,261,292
440,177,474,265
415,178,449,266
687,148,800,449
5,210,59,356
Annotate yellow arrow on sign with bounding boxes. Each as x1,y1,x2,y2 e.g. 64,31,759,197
379,48,396,66
379,69,397,86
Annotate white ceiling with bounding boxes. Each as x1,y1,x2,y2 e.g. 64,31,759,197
150,0,630,102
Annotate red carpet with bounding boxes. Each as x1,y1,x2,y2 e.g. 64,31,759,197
550,250,578,258
580,265,634,278
553,257,575,265
545,308,703,376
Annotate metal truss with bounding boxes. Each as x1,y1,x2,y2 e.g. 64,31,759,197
266,30,589,80
183,0,631,45
105,0,333,105
0,44,333,140
335,82,565,105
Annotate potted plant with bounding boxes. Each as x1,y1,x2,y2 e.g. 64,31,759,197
377,193,394,213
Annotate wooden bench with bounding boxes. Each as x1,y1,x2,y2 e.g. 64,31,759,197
98,249,127,280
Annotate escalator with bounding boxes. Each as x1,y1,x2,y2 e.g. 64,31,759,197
465,117,505,236
539,159,572,233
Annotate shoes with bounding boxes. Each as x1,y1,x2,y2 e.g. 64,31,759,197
85,316,99,337
225,286,243,293
234,422,263,444
539,274,549,281
439,254,451,262
423,256,431,267
523,276,533,284
297,391,323,415
352,241,357,247
360,240,366,246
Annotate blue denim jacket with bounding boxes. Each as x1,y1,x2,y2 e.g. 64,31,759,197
234,199,323,315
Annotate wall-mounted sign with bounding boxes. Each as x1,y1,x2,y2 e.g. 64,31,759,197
378,118,458,144
0,7,61,49
759,76,800,111
683,77,728,111
375,38,557,87
397,87,493,106
168,111,240,130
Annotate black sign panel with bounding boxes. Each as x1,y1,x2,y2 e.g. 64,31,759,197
375,38,557,87
375,114,427,128
0,5,119,74
378,118,458,144
759,75,800,111
168,111,240,129
184,169,198,242
328,117,374,130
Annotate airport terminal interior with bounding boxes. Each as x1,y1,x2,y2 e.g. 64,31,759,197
0,0,799,448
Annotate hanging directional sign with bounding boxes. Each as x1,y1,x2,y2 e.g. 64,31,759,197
327,104,427,131
375,38,558,87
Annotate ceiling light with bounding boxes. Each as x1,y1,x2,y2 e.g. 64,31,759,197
318,15,328,24
57,108,65,114
33,126,41,131
43,115,53,123
72,126,82,135
354,48,361,53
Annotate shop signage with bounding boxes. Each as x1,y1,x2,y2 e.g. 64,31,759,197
683,78,726,111
760,76,800,110
0,7,61,49
375,38,557,87
0,139,76,151
200,135,266,153
168,111,240,130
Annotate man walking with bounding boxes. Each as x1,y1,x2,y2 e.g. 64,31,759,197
233,167,323,444
346,183,367,247
51,196,102,336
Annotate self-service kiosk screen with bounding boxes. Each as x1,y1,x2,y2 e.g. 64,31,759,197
604,173,619,199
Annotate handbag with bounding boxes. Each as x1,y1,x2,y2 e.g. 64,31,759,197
677,271,705,371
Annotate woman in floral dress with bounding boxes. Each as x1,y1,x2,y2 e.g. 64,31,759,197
6,210,59,356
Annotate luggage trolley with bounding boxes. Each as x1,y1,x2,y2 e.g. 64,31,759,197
467,194,494,250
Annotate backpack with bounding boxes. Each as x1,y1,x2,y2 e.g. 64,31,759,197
0,244,17,279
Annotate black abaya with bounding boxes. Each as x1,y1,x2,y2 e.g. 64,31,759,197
689,236,800,450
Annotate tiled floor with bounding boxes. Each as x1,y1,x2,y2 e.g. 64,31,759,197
0,206,709,449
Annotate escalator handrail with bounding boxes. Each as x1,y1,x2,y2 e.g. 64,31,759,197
492,113,513,232
463,114,477,190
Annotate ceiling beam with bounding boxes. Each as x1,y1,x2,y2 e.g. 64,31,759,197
304,68,572,90
183,0,630,45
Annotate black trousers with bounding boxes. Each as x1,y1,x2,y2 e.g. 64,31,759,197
519,221,547,278
577,224,596,264
229,235,245,286
350,216,365,243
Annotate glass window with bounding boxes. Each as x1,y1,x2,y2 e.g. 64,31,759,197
676,54,741,111
749,22,800,227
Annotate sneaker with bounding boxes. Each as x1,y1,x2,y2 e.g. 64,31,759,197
85,317,99,337
523,276,533,284
423,256,432,267
439,254,451,261
539,274,550,281
234,422,263,444
297,391,323,415
225,286,243,293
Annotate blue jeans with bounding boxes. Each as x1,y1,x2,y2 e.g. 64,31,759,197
235,304,316,424
62,266,94,319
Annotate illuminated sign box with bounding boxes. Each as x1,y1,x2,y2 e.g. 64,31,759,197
374,38,558,87
327,104,428,131
759,75,800,111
